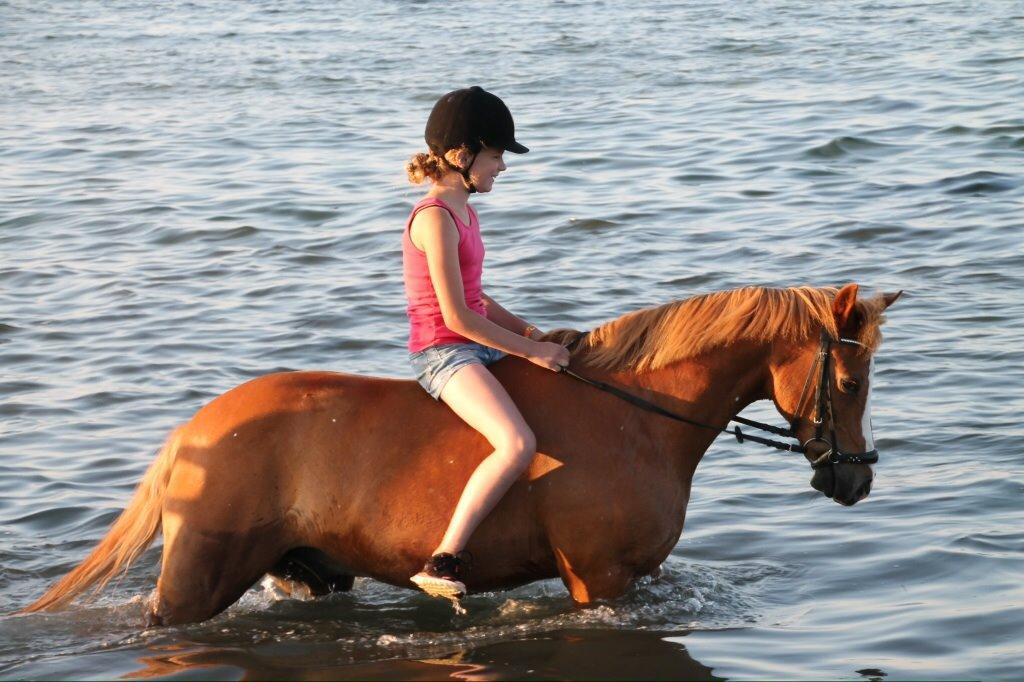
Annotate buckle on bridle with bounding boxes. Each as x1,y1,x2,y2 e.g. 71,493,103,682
810,451,837,469
801,436,832,468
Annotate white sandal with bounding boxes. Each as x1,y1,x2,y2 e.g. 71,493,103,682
409,551,472,600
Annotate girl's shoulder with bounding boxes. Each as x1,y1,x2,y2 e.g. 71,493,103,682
411,196,473,228
407,200,464,252
409,198,456,227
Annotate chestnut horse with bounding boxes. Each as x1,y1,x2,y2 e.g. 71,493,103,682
21,284,900,625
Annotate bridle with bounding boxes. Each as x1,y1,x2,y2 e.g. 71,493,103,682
559,330,878,470
789,331,879,468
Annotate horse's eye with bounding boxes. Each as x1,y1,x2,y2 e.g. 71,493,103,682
840,378,860,394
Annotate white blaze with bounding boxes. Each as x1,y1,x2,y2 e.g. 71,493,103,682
862,356,875,451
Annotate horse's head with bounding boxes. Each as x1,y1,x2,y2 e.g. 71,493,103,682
771,284,901,506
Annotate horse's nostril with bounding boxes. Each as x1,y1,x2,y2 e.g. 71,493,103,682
856,480,872,499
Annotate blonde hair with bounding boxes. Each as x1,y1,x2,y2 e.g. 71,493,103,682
542,286,889,373
406,146,474,185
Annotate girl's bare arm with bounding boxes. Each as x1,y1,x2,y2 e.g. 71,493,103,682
480,293,542,339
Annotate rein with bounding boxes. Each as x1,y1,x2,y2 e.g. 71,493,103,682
558,331,878,469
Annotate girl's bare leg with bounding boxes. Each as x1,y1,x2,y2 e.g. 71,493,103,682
432,362,536,555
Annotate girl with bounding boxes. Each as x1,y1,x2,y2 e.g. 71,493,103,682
403,86,571,599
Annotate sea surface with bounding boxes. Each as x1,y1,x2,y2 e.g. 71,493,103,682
1,0,1022,679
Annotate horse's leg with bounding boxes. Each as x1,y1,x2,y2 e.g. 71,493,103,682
552,546,636,606
147,523,288,626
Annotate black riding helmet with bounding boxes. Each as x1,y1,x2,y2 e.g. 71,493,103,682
425,86,529,193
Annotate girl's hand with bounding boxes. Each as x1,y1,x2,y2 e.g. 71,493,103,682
527,341,571,372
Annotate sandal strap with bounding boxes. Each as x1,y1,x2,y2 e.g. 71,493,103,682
427,551,473,578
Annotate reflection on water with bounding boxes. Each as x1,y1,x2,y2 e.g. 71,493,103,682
121,629,720,681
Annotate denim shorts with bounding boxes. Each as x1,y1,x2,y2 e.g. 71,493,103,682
409,342,508,400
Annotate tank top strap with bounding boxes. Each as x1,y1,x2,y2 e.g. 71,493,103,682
410,197,472,229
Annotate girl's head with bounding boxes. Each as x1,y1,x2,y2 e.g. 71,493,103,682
406,86,528,194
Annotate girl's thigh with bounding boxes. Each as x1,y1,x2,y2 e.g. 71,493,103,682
439,363,533,449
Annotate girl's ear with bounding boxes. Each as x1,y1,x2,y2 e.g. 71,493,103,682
832,283,860,336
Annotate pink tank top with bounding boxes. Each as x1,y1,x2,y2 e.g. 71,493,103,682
402,197,487,353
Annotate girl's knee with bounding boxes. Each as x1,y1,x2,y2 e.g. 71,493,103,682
498,428,536,466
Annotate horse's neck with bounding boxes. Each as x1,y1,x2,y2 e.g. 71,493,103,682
608,340,769,418
603,340,771,466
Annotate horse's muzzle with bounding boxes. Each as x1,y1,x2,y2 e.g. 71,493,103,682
833,477,872,506
811,465,873,506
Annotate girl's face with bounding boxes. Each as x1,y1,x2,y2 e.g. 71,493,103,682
467,147,506,193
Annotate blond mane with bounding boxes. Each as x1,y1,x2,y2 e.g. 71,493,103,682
542,286,888,373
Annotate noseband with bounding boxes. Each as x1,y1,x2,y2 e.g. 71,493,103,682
560,330,878,470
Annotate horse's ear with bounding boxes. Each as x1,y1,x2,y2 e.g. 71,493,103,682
882,290,903,309
832,283,860,335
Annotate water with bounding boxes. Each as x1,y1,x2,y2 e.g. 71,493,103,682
1,0,1022,678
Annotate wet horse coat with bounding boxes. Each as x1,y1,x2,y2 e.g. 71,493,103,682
21,284,898,624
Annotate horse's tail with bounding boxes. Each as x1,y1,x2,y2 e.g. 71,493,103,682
19,426,184,614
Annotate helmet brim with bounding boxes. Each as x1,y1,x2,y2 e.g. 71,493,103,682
504,139,529,154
